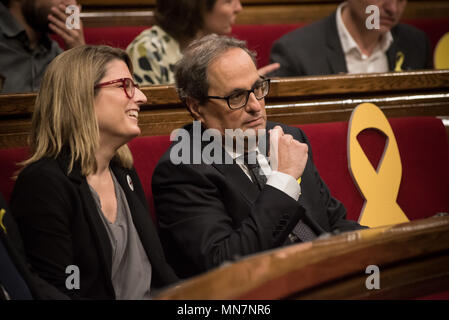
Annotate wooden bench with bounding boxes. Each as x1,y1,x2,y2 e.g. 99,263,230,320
71,1,449,68
1,70,448,148
77,0,449,26
1,70,448,299
153,215,449,299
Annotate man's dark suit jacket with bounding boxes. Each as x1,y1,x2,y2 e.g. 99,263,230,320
152,122,365,279
10,151,178,299
269,11,432,77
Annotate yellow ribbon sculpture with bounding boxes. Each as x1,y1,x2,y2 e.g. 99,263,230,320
0,208,6,233
434,32,449,69
395,51,404,72
348,103,409,227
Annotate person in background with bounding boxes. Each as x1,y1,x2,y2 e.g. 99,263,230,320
269,0,431,77
127,0,278,86
0,0,85,93
1,192,69,300
10,45,178,299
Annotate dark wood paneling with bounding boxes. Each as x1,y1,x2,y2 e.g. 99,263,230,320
1,70,449,148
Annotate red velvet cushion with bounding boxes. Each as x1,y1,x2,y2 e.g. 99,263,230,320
51,18,449,72
49,17,449,70
299,116,449,223
128,135,172,222
84,26,148,49
51,26,149,50
0,147,29,202
231,23,304,68
402,18,449,52
2,117,448,225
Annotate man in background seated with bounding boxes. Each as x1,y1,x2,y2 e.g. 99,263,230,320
0,0,85,93
269,0,431,77
152,34,366,279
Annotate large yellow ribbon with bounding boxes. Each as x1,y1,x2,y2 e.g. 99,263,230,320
348,103,409,227
0,208,6,234
434,32,449,69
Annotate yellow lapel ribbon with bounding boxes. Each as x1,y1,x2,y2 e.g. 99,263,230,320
395,51,404,72
348,103,409,227
0,208,6,234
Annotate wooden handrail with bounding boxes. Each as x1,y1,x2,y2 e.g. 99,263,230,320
1,70,449,148
78,0,449,26
154,215,449,300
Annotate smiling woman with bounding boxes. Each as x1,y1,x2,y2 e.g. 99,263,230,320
9,45,178,299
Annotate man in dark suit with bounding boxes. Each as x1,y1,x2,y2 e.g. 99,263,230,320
152,34,366,279
269,0,431,77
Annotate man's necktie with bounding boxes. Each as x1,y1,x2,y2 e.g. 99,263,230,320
290,220,317,243
243,151,316,243
243,152,267,191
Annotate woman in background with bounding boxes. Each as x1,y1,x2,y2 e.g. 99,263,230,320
126,0,243,85
10,45,178,299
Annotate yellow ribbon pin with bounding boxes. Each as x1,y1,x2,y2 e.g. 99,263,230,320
348,103,409,228
395,51,404,72
0,208,6,234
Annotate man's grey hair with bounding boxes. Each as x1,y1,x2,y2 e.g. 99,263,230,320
175,34,257,106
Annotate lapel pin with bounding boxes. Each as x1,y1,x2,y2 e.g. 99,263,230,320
126,174,134,191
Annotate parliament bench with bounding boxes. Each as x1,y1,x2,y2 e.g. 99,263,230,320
1,117,448,300
1,70,448,221
1,69,449,299
51,18,449,68
1,115,448,225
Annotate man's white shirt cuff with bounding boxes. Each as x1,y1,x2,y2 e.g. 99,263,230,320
266,171,301,201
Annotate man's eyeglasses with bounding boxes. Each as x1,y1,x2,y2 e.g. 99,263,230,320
94,78,139,99
206,78,270,110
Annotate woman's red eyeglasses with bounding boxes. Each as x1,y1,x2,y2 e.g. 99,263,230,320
94,78,139,99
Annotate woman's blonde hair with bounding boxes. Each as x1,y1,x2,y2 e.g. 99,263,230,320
21,45,135,176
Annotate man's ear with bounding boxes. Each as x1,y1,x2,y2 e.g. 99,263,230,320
186,97,204,122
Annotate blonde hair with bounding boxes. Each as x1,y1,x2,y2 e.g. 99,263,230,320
22,45,134,176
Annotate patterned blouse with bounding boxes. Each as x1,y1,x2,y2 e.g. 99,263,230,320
126,25,182,85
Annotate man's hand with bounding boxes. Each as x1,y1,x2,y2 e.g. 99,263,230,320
48,3,85,49
258,63,280,76
269,125,308,180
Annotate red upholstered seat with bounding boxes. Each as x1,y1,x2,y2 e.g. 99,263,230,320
231,23,303,68
1,117,448,224
403,18,449,53
84,26,148,50
128,135,172,221
52,26,149,50
0,147,29,202
1,117,448,299
300,117,449,222
51,19,449,70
